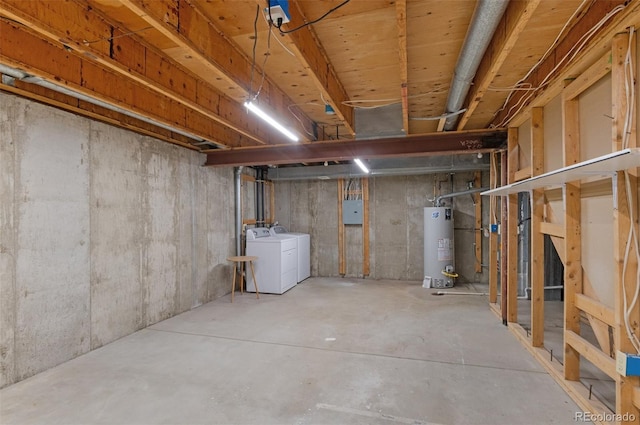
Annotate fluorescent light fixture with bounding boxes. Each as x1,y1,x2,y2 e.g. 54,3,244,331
354,158,369,174
244,101,299,142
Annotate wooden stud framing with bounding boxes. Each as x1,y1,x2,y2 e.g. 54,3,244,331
562,93,582,381
474,171,483,274
575,294,615,327
500,151,508,323
539,222,565,238
362,178,370,277
565,330,617,380
530,107,545,347
611,31,639,421
506,127,518,323
338,179,346,276
513,166,532,182
563,52,613,101
491,0,640,128
489,152,499,305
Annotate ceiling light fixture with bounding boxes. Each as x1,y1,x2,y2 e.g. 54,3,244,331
354,158,370,174
244,101,299,142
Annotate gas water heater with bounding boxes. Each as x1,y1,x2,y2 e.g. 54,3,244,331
423,207,455,288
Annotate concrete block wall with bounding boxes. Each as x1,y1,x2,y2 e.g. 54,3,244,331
0,93,234,388
274,172,489,283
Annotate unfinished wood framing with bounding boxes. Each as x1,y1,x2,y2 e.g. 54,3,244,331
562,93,582,381
362,178,370,277
500,151,508,323
530,107,545,347
474,171,483,274
611,32,640,421
489,152,499,305
539,222,565,238
506,127,518,323
486,25,640,417
338,179,346,276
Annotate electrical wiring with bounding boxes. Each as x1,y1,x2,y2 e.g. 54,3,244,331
286,104,317,138
340,88,449,110
492,0,590,118
248,5,260,99
410,109,467,121
620,26,640,353
261,8,295,56
253,18,273,100
270,0,351,35
494,3,625,127
81,26,153,45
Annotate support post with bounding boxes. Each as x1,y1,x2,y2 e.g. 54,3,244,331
501,151,508,324
612,31,639,421
531,107,545,347
507,127,519,323
489,152,498,305
474,171,483,274
562,95,582,381
338,179,346,276
362,178,370,277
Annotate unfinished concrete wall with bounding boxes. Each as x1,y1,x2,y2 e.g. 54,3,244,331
0,93,234,388
274,172,489,283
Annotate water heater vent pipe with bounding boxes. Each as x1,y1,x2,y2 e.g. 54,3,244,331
435,187,488,207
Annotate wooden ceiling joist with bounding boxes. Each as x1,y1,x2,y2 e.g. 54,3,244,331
0,21,253,147
395,0,409,134
114,0,315,141
204,129,507,167
278,0,355,135
456,0,541,130
491,0,640,128
0,0,278,147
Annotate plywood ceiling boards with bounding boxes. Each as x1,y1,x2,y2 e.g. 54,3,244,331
406,0,475,134
309,5,400,99
463,0,586,129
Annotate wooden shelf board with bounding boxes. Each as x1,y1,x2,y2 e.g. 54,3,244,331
482,148,640,196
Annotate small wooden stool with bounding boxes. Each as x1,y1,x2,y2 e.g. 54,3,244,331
227,255,259,302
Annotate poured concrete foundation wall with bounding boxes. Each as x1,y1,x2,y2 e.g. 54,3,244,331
274,172,489,283
0,93,234,388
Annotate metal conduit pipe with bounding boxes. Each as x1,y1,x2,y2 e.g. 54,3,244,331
443,0,509,131
234,166,243,256
435,187,488,207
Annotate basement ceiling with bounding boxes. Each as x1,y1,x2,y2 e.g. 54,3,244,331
1,0,639,165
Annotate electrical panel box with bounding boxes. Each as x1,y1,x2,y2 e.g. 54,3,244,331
343,200,363,224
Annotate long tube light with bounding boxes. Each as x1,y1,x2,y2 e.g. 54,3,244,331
244,101,299,142
354,158,369,174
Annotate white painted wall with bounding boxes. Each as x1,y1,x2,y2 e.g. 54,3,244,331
0,93,235,388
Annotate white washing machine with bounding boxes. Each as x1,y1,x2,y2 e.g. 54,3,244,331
245,227,298,294
270,226,310,283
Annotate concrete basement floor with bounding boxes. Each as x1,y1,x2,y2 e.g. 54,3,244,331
1,278,580,425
